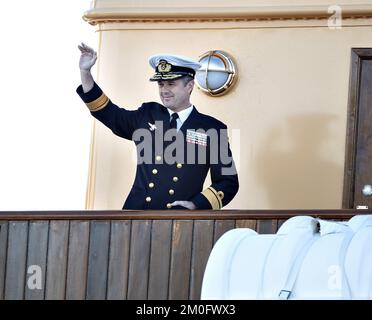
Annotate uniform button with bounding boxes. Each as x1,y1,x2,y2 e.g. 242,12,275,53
176,163,182,169
146,197,152,202
149,182,154,188
166,203,172,209
156,155,162,161
169,189,174,195
173,177,178,182
152,169,158,175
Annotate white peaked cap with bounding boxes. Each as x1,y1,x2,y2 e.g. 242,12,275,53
149,53,202,71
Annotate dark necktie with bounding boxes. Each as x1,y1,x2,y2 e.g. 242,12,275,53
169,113,179,130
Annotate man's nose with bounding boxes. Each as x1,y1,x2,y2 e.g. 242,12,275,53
160,86,170,94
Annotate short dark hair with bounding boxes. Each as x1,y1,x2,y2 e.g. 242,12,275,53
181,75,194,86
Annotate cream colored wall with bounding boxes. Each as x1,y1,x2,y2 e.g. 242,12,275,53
85,1,372,209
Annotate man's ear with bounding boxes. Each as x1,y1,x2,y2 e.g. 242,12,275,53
187,79,195,94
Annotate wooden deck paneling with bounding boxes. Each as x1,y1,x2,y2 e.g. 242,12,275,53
0,222,8,300
127,220,152,300
66,221,90,300
25,221,48,300
168,220,193,300
147,220,172,300
86,221,110,300
0,210,367,300
5,222,28,300
45,221,69,300
107,220,131,300
189,220,214,299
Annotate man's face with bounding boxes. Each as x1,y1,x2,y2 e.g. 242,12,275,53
157,78,194,111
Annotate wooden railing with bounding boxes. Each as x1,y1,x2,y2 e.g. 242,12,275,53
0,209,369,300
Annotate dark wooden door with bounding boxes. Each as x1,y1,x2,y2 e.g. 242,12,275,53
343,48,372,209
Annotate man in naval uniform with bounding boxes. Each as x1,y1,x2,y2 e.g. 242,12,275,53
77,43,239,210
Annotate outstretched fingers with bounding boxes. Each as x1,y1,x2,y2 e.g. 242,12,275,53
78,42,95,54
82,42,94,52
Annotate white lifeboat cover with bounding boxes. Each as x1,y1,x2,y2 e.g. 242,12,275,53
201,215,372,300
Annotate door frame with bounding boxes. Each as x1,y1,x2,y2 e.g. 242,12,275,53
342,48,372,208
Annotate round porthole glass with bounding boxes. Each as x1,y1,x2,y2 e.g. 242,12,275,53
195,50,237,96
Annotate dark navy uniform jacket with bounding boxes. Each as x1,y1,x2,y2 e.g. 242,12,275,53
77,82,239,210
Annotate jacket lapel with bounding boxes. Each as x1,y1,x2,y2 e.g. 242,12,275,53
179,106,203,135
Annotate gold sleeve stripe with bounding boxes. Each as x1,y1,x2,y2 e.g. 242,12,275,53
208,186,223,209
201,187,221,210
86,93,109,112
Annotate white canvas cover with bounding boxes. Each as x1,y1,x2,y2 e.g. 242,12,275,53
201,215,372,300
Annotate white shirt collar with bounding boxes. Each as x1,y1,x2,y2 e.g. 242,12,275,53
167,104,194,125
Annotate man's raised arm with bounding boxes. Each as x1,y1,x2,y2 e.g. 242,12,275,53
78,42,97,93
76,43,146,141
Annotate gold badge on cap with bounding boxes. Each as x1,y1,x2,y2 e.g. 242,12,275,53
158,60,172,73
